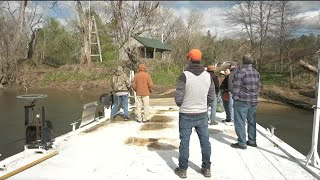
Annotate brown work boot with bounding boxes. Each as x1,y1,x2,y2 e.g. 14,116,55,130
174,167,187,179
201,167,211,178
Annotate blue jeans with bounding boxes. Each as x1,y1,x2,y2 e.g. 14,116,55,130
178,113,211,170
229,92,234,121
233,101,257,146
209,94,217,121
111,94,129,118
217,91,222,103
222,100,230,120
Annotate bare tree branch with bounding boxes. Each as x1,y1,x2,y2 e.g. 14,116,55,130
0,0,28,85
299,59,317,74
108,1,160,67
49,1,58,9
5,1,18,22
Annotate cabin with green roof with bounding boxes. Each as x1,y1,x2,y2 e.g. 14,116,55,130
131,36,172,59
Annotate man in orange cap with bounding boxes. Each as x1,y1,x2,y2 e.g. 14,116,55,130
174,49,215,178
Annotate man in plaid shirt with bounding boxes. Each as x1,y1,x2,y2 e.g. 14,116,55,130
231,54,260,149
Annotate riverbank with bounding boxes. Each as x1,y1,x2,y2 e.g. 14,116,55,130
5,64,176,96
260,85,315,111
2,64,316,111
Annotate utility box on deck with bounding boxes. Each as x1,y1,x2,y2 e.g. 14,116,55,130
16,94,53,152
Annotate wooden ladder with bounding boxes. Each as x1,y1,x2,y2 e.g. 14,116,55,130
89,15,102,62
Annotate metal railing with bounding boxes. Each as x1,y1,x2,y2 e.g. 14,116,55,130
305,49,320,169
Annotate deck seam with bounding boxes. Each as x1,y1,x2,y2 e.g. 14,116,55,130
235,149,255,180
257,147,288,179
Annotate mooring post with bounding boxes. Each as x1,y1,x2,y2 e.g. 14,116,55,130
0,154,6,171
269,125,276,137
70,121,78,132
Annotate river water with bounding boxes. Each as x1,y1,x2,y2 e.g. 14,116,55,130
256,102,314,155
0,90,316,160
0,90,100,160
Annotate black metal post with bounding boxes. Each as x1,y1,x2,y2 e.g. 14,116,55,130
41,106,47,149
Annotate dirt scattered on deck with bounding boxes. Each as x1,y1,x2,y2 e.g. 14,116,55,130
125,137,159,146
155,108,178,114
140,123,173,131
148,114,174,123
125,137,178,150
140,115,174,131
148,141,178,150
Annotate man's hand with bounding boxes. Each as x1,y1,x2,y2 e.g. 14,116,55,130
225,69,230,75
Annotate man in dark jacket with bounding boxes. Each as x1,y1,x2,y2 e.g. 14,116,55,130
226,61,239,125
220,67,232,124
174,49,215,178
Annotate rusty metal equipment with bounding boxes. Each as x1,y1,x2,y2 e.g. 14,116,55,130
16,94,53,152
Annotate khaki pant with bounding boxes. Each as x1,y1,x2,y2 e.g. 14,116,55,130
136,96,149,121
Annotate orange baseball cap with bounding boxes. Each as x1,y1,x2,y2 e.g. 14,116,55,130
188,49,202,61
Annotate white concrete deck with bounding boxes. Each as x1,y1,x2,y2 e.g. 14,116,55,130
0,98,319,179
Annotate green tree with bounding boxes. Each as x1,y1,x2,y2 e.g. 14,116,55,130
34,17,81,67
200,30,216,66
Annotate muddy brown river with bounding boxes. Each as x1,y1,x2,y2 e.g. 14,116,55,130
0,90,316,160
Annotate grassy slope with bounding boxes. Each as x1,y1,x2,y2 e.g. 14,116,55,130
17,62,181,95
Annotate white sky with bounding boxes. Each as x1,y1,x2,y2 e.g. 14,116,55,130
165,1,320,38
1,1,319,38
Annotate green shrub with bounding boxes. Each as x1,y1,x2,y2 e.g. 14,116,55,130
150,63,183,86
260,72,289,86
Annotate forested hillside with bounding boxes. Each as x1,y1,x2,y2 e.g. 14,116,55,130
0,1,319,95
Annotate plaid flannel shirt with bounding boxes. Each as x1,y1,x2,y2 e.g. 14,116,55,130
232,64,260,105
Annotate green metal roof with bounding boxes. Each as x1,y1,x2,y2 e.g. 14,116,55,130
133,36,172,51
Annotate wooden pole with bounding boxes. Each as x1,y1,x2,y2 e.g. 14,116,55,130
93,16,103,62
0,150,58,180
